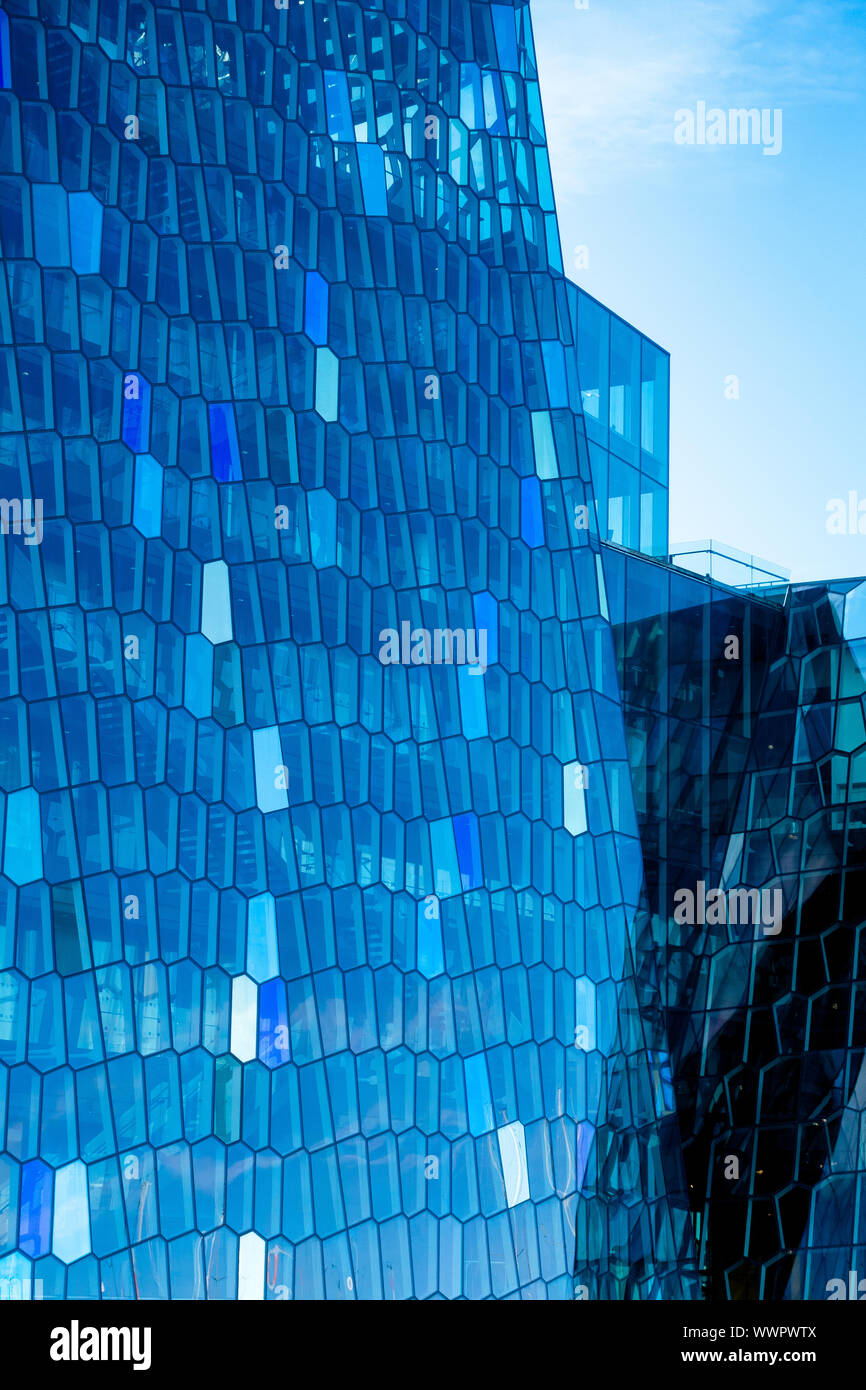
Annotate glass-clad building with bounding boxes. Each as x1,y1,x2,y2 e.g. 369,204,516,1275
0,0,862,1303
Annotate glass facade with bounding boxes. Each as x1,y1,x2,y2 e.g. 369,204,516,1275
0,0,861,1305
605,549,866,1300
571,285,669,560
0,0,697,1301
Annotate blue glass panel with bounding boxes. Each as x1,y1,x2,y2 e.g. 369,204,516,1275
246,894,279,984
122,374,152,454
201,562,232,645
208,403,242,482
68,193,103,276
453,813,482,890
32,186,70,267
52,1162,91,1265
530,411,558,479
356,144,388,217
304,273,329,347
473,592,499,667
520,476,544,548
464,1054,495,1136
491,6,520,74
253,727,289,815
541,340,569,408
0,12,10,89
429,818,461,899
324,73,353,143
132,455,163,539
19,1161,52,1259
458,666,488,740
3,788,43,885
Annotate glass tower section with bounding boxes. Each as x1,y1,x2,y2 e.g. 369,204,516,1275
0,0,699,1301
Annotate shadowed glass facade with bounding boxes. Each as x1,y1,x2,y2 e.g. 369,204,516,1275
604,548,866,1300
0,0,698,1300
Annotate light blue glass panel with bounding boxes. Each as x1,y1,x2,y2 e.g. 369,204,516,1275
3,788,43,885
610,318,640,461
531,411,558,479
429,818,461,899
541,340,568,408
183,635,213,719
315,349,339,422
465,1054,495,1136
640,339,670,470
481,72,507,135
563,762,588,837
357,144,387,216
132,454,163,539
497,1122,530,1207
246,894,279,984
230,977,258,1062
577,292,609,436
574,978,597,1051
307,489,337,568
417,898,445,979
253,727,290,814
69,192,103,275
201,561,232,644
0,1251,30,1300
458,665,488,740
52,1161,91,1264
238,1231,266,1299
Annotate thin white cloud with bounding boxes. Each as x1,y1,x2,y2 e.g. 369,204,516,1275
531,0,866,196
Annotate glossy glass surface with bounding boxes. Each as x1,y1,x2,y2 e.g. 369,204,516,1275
605,547,866,1299
0,0,696,1300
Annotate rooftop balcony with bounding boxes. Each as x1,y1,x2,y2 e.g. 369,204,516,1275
668,539,791,594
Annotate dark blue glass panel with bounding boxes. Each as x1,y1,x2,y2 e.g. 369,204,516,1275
121,375,152,454
0,12,10,90
208,403,243,483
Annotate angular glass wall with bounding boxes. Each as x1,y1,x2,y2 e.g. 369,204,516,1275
0,0,697,1301
569,284,669,560
604,544,866,1300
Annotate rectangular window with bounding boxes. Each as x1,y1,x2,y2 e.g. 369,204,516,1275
609,317,639,462
577,292,609,440
641,338,670,477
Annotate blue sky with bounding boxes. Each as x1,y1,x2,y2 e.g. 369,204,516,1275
531,0,866,581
